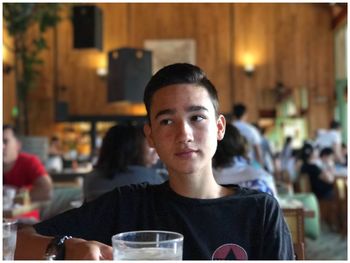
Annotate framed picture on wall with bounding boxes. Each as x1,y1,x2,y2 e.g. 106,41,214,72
144,39,196,74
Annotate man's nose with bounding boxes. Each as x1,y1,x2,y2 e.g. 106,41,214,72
176,121,194,143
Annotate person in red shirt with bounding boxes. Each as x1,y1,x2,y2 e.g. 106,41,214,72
3,124,53,202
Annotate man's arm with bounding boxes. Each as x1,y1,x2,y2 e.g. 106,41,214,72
253,144,264,166
333,143,345,164
15,226,113,260
30,175,53,202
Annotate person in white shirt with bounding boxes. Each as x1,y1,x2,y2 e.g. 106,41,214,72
314,120,344,164
231,103,264,167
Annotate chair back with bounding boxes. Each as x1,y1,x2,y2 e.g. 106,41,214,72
295,173,311,193
283,208,305,260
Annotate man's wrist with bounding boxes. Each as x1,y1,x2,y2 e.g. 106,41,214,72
44,235,72,260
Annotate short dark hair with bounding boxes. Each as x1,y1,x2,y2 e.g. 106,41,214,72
143,63,219,122
320,147,333,157
96,124,147,178
330,120,341,129
232,103,247,119
3,124,17,138
300,143,314,163
213,123,249,168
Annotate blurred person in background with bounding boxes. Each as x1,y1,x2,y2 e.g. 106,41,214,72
213,123,278,198
231,103,264,167
314,120,345,165
3,124,53,202
83,124,164,202
300,143,334,200
341,143,347,166
45,136,63,173
255,124,275,174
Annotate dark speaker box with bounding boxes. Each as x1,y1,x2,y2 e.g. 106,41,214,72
107,48,152,103
55,101,69,121
72,5,103,50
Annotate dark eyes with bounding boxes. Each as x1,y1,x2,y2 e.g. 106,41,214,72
159,115,206,126
191,115,205,122
160,119,173,125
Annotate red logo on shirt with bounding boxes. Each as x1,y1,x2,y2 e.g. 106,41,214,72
212,243,248,260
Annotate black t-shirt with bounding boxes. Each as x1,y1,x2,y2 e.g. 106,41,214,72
300,163,334,199
34,182,293,260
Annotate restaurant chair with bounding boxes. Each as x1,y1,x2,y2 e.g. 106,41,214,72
294,173,311,193
292,193,320,240
334,176,347,236
283,208,305,260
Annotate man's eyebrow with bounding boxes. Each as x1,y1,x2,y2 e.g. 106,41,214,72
155,109,176,119
154,106,209,119
187,105,209,112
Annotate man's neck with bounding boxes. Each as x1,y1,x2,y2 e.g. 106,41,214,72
168,170,234,199
3,161,16,173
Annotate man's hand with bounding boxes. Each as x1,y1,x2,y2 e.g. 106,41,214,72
65,238,113,260
15,226,113,260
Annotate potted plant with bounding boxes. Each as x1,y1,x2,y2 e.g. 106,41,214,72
3,3,61,134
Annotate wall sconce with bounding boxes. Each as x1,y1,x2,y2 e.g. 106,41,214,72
242,53,255,77
244,64,255,77
96,67,108,78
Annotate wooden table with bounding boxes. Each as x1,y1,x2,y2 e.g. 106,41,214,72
50,167,92,188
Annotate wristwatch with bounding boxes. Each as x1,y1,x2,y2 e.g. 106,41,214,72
44,235,72,260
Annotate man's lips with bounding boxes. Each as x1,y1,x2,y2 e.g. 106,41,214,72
175,149,198,158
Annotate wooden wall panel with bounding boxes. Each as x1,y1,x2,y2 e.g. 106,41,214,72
127,3,232,113
3,24,16,125
232,3,334,134
3,3,336,137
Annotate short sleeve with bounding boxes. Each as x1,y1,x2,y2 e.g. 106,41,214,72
27,155,47,182
250,126,262,145
262,197,294,259
332,131,341,144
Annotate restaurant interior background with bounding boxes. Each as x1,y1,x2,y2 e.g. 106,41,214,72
2,2,348,260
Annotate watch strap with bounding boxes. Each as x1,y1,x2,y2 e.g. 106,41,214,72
45,235,72,260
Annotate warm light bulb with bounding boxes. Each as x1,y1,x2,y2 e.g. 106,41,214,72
96,67,108,77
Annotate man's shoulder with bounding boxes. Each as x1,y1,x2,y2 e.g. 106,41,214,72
18,152,40,161
17,152,42,164
233,121,258,133
233,185,276,202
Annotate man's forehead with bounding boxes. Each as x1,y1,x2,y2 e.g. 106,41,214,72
151,84,214,114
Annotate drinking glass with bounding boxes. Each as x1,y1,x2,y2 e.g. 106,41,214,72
112,230,184,260
3,186,16,210
3,219,17,260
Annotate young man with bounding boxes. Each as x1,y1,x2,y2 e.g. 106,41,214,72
3,124,53,202
15,63,293,260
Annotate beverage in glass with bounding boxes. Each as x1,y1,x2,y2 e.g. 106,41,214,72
3,219,17,260
112,230,183,260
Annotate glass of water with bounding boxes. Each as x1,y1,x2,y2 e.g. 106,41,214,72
3,219,17,260
112,230,184,260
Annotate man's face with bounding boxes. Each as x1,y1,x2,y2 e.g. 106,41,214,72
3,129,20,165
144,84,225,176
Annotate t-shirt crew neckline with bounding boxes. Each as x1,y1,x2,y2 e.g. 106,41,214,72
158,181,243,205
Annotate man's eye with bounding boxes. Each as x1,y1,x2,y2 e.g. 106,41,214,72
160,119,172,125
191,115,205,122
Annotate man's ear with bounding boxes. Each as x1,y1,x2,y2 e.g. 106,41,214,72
216,114,226,141
143,123,155,148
